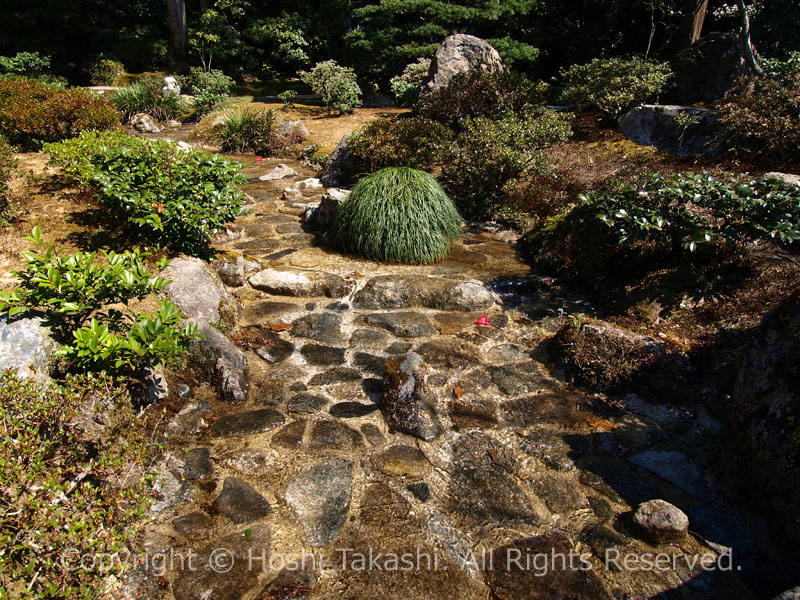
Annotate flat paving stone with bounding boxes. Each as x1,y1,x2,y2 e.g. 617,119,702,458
308,420,364,449
363,312,437,337
209,408,285,437
214,477,272,524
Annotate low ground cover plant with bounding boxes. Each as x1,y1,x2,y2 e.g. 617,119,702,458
0,79,118,150
416,70,549,127
560,57,672,119
300,60,362,114
327,167,462,264
111,74,185,123
581,171,800,252
0,226,201,373
46,132,247,254
0,369,160,598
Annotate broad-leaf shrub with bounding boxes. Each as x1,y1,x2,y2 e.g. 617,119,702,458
46,132,247,254
390,57,431,107
0,370,159,598
581,171,800,252
416,70,549,127
0,51,50,77
0,136,15,224
327,167,462,264
111,74,185,122
300,60,362,114
349,117,452,172
88,57,125,85
0,79,119,150
561,57,672,119
0,227,201,372
178,67,234,96
443,109,573,217
718,75,800,165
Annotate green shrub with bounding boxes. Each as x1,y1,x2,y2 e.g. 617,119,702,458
278,90,296,109
442,109,573,217
0,51,50,77
0,136,15,225
0,226,202,373
416,70,549,127
327,167,463,264
560,57,672,119
0,79,119,150
178,67,234,96
214,108,276,154
111,75,185,123
88,57,125,86
46,132,247,254
718,75,800,165
349,116,453,172
581,171,800,252
389,57,431,107
190,89,228,120
300,60,362,114
762,51,800,85
0,369,160,598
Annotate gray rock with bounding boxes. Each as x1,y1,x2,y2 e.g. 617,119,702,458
764,172,800,189
381,353,441,441
415,339,479,370
424,34,504,92
131,113,163,133
291,312,344,343
272,419,307,449
191,325,248,404
633,499,689,544
167,399,211,435
184,447,213,481
629,449,709,502
284,458,353,546
308,366,362,386
667,32,757,104
304,188,351,232
172,511,213,539
489,362,549,397
213,255,261,288
371,445,428,477
259,163,296,181
248,268,347,298
329,401,379,418
209,408,285,437
320,133,359,187
300,343,345,365
288,392,328,414
272,117,309,142
353,275,495,311
308,420,364,448
177,383,192,399
164,256,239,330
214,477,271,524
0,314,57,382
364,312,437,337
619,104,722,156
144,365,168,404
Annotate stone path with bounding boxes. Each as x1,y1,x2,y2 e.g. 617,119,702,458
128,156,789,600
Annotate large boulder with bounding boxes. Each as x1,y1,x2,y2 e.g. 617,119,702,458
0,314,57,383
163,256,239,332
666,32,757,104
423,34,504,92
320,133,361,188
732,291,800,538
303,188,350,232
131,113,163,134
618,105,723,156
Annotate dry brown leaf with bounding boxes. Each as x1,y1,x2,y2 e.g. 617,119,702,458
453,386,463,398
487,448,498,462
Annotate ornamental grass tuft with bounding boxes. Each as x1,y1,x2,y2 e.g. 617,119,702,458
327,167,463,264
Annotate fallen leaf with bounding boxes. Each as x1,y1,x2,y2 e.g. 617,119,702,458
586,417,616,430
267,323,292,332
453,386,463,399
487,448,498,462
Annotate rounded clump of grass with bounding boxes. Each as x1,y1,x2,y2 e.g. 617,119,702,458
327,167,463,264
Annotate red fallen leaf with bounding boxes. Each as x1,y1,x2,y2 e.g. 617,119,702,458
256,156,263,162
453,386,463,399
258,185,264,189
267,323,292,332
586,417,616,430
487,448,498,462
475,316,490,326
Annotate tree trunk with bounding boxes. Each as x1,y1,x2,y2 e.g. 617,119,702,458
737,0,766,77
166,0,188,73
664,0,708,57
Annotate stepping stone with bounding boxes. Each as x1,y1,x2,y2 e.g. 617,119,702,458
209,409,285,437
350,328,389,349
300,344,345,365
308,420,364,449
450,397,498,429
381,353,441,441
291,313,345,343
308,367,361,386
172,512,213,539
415,339,479,370
353,275,495,311
353,352,385,375
214,477,271,524
530,474,588,514
259,163,296,180
361,424,386,446
370,445,428,477
364,312,437,337
288,392,328,414
284,458,353,547
183,448,213,481
271,419,307,449
329,401,379,418
489,362,549,396
248,268,346,298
